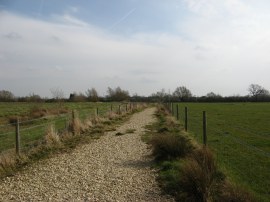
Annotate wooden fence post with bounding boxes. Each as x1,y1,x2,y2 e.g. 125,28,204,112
203,111,207,146
185,107,188,132
176,105,179,120
171,103,174,116
72,110,75,135
15,118,20,155
118,105,121,115
96,107,99,116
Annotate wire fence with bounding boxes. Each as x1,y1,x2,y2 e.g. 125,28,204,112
164,102,270,201
0,102,139,154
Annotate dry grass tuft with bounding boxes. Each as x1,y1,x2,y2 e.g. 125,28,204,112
90,116,102,125
81,120,93,132
45,125,61,145
0,152,16,175
178,147,224,202
150,133,194,160
107,112,119,120
29,106,48,118
0,152,27,177
68,117,82,135
165,116,179,126
220,181,257,202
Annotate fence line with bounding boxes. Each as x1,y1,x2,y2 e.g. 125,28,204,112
164,103,270,158
165,102,270,201
0,102,143,154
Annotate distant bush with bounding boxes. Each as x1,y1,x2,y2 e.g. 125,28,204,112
106,86,129,101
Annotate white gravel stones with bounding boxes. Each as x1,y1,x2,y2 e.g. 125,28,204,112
0,108,174,202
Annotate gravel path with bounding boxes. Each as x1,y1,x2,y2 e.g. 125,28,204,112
0,108,174,202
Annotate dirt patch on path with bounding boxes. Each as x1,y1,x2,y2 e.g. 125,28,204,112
0,108,174,201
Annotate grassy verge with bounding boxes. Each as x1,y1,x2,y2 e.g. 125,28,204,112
143,105,256,202
0,104,147,179
172,102,270,201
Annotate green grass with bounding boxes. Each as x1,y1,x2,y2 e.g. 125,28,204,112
147,105,257,201
172,102,270,202
0,102,123,152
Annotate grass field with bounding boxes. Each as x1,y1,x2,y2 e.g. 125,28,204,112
173,102,270,202
0,102,124,153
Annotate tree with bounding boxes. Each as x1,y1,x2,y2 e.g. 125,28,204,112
27,93,42,102
173,86,192,101
106,86,129,101
248,84,269,101
85,88,99,102
50,87,65,101
206,92,221,98
50,88,65,108
0,90,15,101
151,89,170,102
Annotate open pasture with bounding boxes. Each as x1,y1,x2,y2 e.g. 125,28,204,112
174,102,270,201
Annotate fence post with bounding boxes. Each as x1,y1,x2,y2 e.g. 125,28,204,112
118,105,121,115
15,118,20,155
203,111,207,146
171,103,174,116
72,110,75,135
185,107,188,132
111,104,113,112
176,105,179,120
96,107,99,116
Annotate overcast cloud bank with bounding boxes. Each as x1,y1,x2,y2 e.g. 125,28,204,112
0,0,270,97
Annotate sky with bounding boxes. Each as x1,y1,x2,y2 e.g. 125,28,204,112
0,0,270,98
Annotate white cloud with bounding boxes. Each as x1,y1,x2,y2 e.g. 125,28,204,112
1,1,270,97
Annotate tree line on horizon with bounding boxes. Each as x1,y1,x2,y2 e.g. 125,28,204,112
0,84,269,102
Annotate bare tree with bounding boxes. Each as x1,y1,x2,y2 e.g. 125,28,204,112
0,90,14,101
50,87,65,100
248,84,269,101
173,86,192,101
50,88,65,110
86,88,99,102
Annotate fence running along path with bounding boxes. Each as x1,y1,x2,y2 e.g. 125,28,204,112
0,102,141,155
163,102,270,202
